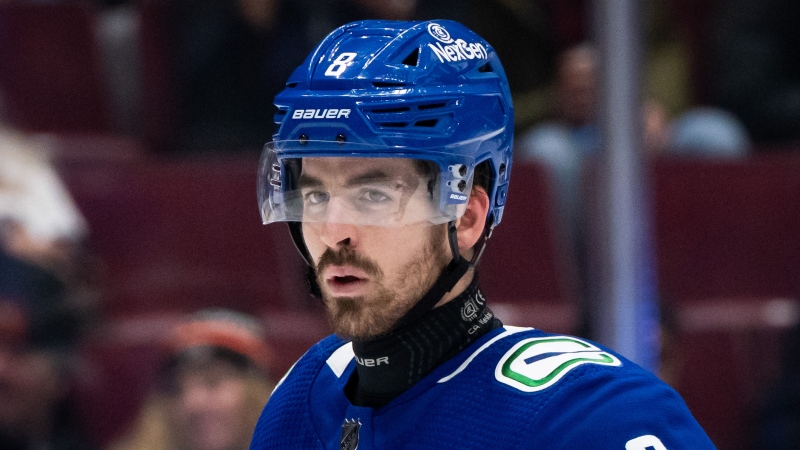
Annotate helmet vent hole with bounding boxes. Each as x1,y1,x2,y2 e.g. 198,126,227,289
414,119,438,127
372,81,407,88
285,82,298,88
418,102,446,110
371,106,410,113
379,122,408,128
402,48,420,66
478,62,494,73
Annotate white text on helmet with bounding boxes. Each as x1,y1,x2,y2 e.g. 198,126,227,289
324,52,358,77
449,193,467,201
428,39,488,64
291,109,351,120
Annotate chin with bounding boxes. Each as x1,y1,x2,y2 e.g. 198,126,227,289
325,297,396,341
328,313,385,341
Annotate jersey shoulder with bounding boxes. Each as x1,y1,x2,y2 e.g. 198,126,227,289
486,327,628,393
266,333,350,406
251,334,346,450
435,326,630,392
437,327,715,449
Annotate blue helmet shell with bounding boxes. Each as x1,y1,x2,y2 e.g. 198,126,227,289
269,19,514,227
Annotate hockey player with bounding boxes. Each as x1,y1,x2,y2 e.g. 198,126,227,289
251,20,714,449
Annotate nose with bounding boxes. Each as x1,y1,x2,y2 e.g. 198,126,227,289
318,221,357,250
179,377,212,413
317,198,359,250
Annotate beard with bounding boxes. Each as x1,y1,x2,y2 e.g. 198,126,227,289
316,225,449,340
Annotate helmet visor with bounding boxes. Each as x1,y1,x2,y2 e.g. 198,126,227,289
258,141,475,227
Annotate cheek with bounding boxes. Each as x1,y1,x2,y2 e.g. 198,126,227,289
368,226,443,275
214,379,249,413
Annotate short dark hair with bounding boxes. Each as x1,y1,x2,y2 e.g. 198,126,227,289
471,159,493,197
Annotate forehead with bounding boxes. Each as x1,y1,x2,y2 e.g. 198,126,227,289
301,157,422,182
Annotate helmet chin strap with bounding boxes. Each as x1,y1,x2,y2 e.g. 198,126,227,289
389,220,469,331
286,222,323,298
286,219,493,331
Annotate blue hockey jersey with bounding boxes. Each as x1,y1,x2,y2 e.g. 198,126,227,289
250,326,715,449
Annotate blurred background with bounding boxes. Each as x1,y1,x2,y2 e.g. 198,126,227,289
0,0,799,449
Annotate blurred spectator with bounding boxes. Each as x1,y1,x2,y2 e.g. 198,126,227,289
518,43,750,243
167,0,316,153
109,309,276,450
517,40,749,338
713,0,800,146
0,126,88,276
0,249,96,450
516,44,598,247
0,121,99,449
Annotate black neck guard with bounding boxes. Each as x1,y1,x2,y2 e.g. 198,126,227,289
346,277,501,408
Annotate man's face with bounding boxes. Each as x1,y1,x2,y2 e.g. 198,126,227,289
300,157,451,340
166,360,254,450
557,46,597,126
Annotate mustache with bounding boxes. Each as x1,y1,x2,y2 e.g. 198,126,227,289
316,247,383,279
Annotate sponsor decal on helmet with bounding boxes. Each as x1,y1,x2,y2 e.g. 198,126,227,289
291,109,351,120
427,23,453,44
495,336,621,392
426,23,487,64
428,39,488,64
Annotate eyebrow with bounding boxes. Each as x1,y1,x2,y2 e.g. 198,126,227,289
298,170,407,189
297,173,324,190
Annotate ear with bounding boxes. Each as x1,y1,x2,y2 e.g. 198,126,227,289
456,188,490,253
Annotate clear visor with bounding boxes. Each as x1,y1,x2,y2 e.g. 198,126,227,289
258,141,474,227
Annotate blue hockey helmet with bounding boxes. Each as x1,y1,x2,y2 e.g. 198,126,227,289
258,20,514,232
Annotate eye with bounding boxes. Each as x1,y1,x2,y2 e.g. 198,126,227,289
304,191,329,205
359,189,392,204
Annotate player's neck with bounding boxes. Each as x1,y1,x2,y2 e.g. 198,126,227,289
434,266,475,308
347,277,500,408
